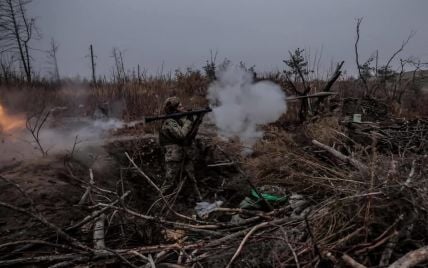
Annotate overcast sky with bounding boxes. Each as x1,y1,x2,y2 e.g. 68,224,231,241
29,0,428,79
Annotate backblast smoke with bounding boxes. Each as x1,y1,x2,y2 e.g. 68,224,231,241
207,64,287,151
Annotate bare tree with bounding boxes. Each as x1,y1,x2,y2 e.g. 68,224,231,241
112,47,126,83
47,38,60,82
0,52,16,83
355,18,416,100
203,49,218,81
284,48,344,121
382,31,415,82
0,0,38,83
354,18,370,96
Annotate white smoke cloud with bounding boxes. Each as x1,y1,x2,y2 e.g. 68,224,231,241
207,64,287,150
0,90,129,164
38,118,125,151
0,117,126,163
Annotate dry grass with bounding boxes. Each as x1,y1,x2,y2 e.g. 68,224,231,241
242,122,428,265
305,116,343,145
1,70,428,267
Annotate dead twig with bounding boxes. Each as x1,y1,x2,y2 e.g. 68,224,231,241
277,225,300,268
225,217,294,267
26,108,50,156
226,221,270,267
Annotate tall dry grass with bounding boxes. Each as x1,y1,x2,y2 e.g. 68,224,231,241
0,67,426,125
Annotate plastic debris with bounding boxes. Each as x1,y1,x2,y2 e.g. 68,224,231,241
195,200,223,219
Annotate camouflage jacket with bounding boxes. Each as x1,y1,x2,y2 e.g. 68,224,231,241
159,118,193,162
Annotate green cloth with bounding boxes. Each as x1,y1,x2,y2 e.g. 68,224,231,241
251,189,288,202
239,190,288,209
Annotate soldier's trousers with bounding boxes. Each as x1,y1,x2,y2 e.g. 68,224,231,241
162,160,194,192
161,144,200,199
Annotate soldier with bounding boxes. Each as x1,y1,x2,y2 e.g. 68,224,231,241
159,97,203,201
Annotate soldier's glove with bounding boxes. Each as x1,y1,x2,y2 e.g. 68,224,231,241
181,117,193,127
186,114,196,122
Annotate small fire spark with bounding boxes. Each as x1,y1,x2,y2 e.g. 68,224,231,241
0,104,25,133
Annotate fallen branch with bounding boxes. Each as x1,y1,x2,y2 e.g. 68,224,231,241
285,92,338,102
342,254,367,268
70,191,130,232
78,169,95,205
388,246,428,268
312,139,369,173
206,161,235,167
93,213,106,250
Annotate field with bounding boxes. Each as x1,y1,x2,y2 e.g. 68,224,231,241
0,67,428,267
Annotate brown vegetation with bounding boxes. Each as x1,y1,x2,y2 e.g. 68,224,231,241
0,64,427,267
1,17,428,264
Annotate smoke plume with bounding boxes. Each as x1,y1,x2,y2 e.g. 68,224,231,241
207,64,287,150
0,91,129,164
38,118,125,150
0,116,126,162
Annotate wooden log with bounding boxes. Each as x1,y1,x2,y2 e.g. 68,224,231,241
93,213,106,250
388,246,428,268
285,92,338,102
312,139,369,174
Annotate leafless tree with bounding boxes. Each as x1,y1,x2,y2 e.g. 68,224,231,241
284,48,343,121
203,49,218,81
0,52,16,83
355,18,416,101
382,31,415,82
26,108,50,157
47,38,60,82
0,0,38,83
407,58,428,86
354,18,370,96
112,47,126,83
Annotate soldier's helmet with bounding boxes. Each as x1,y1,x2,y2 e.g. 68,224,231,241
164,96,181,114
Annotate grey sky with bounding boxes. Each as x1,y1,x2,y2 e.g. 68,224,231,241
29,0,428,78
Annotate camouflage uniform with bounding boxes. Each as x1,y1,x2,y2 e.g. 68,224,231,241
159,97,202,200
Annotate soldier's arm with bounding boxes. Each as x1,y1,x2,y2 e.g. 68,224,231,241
163,118,193,140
